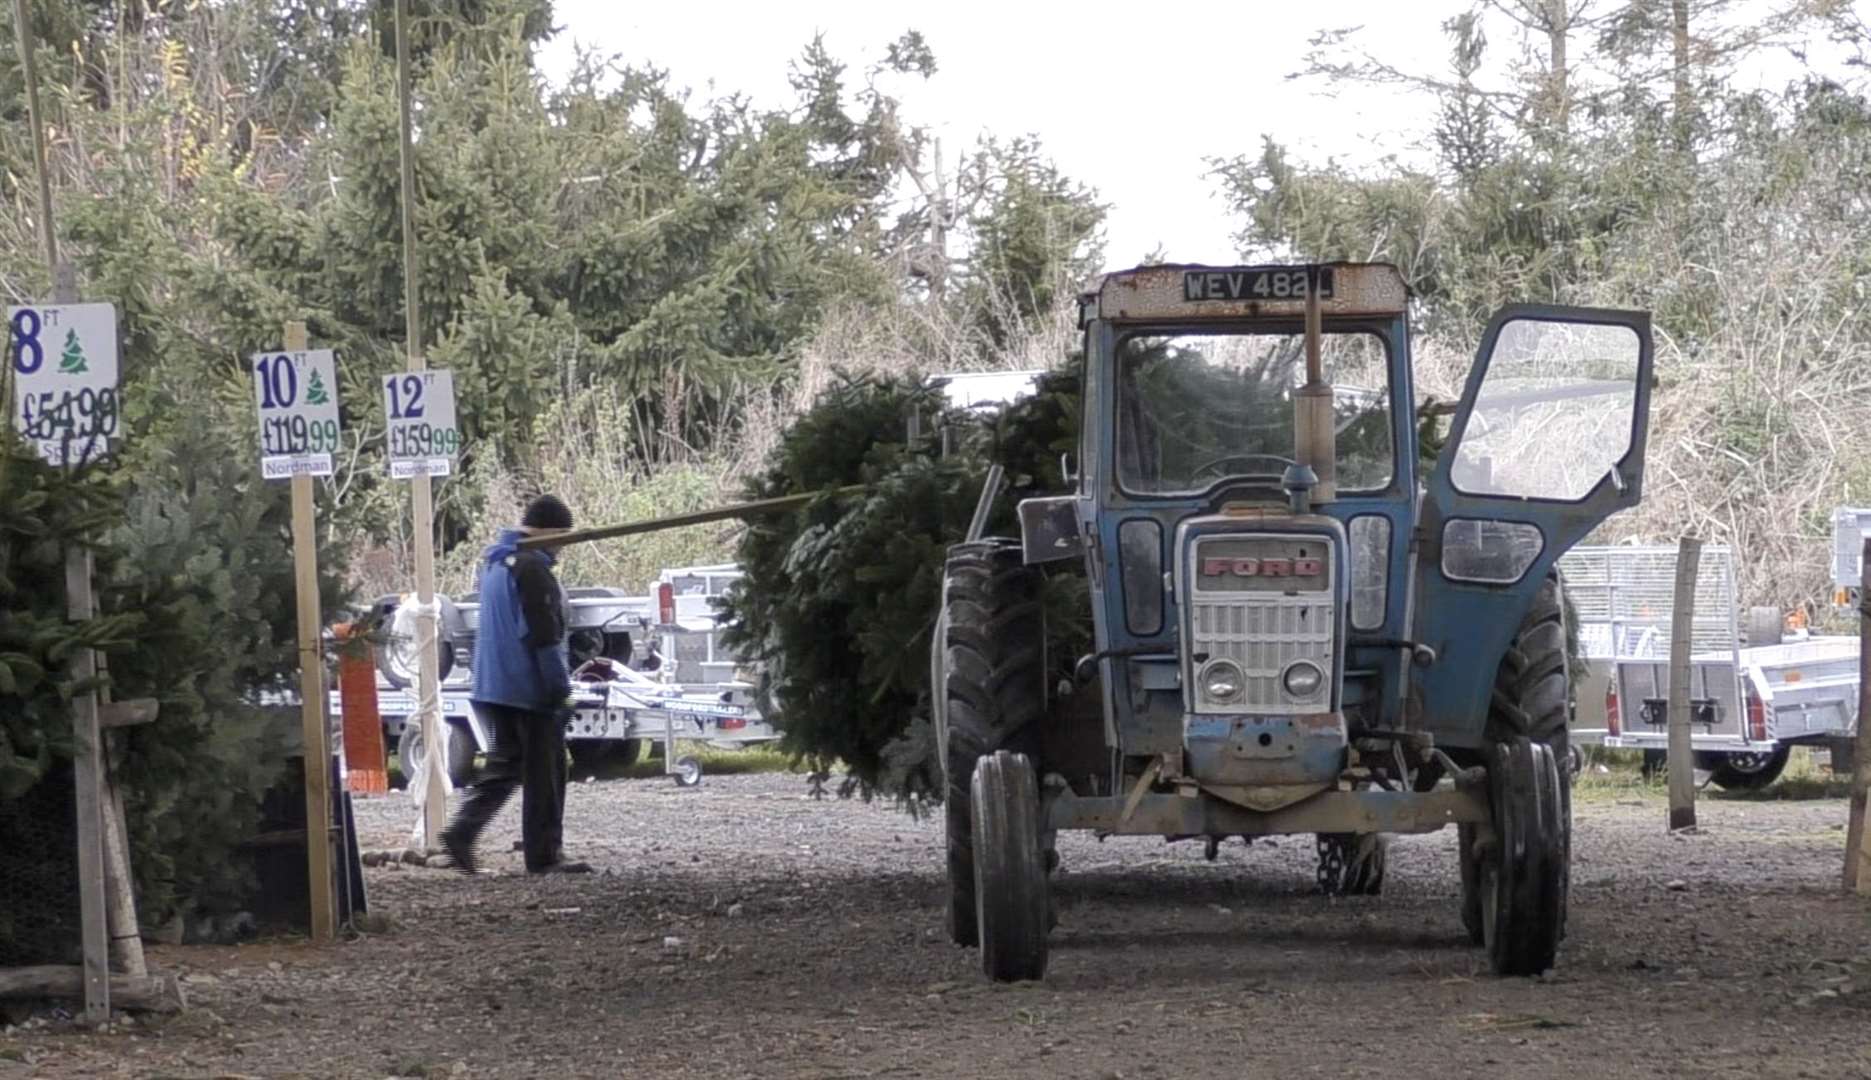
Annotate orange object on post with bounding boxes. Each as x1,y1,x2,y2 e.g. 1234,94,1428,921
333,623,388,794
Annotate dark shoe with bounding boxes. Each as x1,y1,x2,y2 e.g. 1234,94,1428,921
527,859,593,875
440,827,478,875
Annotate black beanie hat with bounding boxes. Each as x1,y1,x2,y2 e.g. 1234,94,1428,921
522,494,574,531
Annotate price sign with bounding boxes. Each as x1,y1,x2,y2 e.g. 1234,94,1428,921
8,303,120,464
252,349,342,479
382,370,460,478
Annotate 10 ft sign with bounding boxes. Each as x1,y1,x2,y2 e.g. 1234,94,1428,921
252,350,342,479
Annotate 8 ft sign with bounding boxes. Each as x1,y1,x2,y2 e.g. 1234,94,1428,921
8,303,120,464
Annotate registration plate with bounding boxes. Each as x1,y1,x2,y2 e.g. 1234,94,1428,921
1183,266,1335,303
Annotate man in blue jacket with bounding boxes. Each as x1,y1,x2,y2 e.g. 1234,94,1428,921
440,494,590,874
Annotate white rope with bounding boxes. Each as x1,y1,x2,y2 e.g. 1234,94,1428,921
397,596,453,851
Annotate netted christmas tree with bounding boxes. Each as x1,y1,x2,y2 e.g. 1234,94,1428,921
718,363,1088,804
0,399,349,951
0,443,141,962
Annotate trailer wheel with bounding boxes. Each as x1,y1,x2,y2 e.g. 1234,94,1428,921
672,755,703,788
374,598,458,689
398,720,476,788
1705,746,1791,791
569,739,643,779
940,540,1047,949
972,750,1049,982
1479,737,1566,976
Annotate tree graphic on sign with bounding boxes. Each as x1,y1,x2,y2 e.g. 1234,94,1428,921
58,329,87,375
306,368,330,406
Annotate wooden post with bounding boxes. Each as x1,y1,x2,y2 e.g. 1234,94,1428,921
1667,536,1701,832
1844,538,1871,892
283,320,336,940
18,7,114,1017
394,0,446,843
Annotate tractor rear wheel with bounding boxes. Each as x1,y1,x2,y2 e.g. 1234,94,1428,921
941,540,1047,949
971,750,1050,982
1463,573,1573,954
1479,737,1567,975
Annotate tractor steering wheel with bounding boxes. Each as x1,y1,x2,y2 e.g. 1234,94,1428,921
1188,452,1300,483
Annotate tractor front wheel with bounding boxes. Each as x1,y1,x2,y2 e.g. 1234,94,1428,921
1478,737,1567,976
1462,572,1574,959
940,540,1047,949
972,750,1050,982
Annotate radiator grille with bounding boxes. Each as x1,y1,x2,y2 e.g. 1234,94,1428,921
1186,533,1337,715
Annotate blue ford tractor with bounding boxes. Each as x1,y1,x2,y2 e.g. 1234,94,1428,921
933,262,1653,982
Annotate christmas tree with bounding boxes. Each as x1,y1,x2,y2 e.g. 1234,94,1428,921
306,368,330,406
58,329,87,375
718,365,1088,804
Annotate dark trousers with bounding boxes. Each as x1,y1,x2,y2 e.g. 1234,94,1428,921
445,702,567,871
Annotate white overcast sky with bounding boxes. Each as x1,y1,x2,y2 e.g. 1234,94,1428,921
536,1,1853,272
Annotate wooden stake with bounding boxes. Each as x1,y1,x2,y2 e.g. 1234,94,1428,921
64,543,110,1021
0,966,186,1013
1666,536,1701,832
394,0,446,843
100,767,145,977
1845,538,1871,892
284,321,336,940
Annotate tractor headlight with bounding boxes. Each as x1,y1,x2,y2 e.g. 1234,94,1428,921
1281,660,1325,700
1200,660,1245,704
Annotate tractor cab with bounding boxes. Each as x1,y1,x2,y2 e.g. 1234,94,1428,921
937,261,1654,984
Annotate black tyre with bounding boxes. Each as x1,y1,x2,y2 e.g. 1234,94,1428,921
1463,574,1573,951
397,720,476,788
1458,822,1484,945
568,738,644,778
1481,737,1566,976
672,754,703,788
1706,745,1791,791
971,750,1049,982
941,541,1046,948
1318,833,1387,895
374,598,458,689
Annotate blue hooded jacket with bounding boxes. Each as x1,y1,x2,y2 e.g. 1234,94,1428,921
471,528,572,712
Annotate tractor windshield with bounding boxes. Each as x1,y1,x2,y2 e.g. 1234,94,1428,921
1116,329,1393,496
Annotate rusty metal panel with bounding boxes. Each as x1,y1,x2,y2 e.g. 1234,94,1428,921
1098,263,1409,322
1047,785,1487,836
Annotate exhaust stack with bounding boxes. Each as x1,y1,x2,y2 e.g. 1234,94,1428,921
1292,267,1337,502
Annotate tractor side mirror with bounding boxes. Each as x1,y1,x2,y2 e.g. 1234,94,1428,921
1018,496,1083,565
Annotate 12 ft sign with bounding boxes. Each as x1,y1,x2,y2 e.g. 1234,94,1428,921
382,370,461,478
253,350,342,478
8,303,120,464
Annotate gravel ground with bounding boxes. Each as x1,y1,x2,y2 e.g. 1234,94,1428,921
5,769,1871,1079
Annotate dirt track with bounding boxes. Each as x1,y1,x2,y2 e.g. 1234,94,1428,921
5,770,1870,1079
